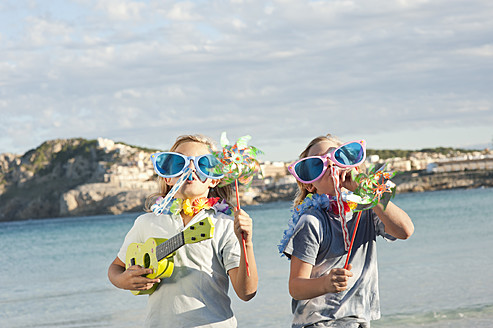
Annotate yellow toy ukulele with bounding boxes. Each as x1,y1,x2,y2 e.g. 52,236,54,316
125,217,214,295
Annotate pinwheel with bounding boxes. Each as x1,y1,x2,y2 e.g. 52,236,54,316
341,163,397,269
351,163,396,210
213,133,263,186
211,132,263,275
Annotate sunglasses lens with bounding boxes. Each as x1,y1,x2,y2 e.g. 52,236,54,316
197,155,223,179
334,142,365,166
294,157,324,182
155,153,186,177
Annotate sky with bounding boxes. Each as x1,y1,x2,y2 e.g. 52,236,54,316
0,0,492,162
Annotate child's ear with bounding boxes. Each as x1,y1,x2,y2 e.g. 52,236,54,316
306,183,316,193
164,177,173,186
209,178,221,188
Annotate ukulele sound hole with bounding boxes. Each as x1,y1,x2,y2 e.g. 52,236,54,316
144,253,151,268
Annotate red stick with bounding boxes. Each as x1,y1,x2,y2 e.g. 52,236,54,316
235,179,241,208
344,211,363,270
235,179,250,276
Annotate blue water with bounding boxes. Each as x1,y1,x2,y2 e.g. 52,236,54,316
1,188,493,327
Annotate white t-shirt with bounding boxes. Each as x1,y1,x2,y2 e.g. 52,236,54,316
118,209,241,328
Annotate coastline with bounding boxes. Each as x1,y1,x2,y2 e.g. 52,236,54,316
392,169,493,193
242,169,493,205
1,137,492,221
1,169,492,222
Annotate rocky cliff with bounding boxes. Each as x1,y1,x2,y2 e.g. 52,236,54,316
0,138,158,221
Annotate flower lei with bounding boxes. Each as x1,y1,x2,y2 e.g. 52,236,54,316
155,196,232,217
277,193,352,255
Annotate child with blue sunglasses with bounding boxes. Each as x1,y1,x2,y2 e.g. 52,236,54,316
279,134,414,328
108,134,258,328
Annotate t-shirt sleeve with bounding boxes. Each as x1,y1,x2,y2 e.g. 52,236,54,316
372,210,397,241
283,214,322,266
216,215,241,273
117,215,145,263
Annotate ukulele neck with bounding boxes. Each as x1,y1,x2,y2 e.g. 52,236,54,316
156,232,185,261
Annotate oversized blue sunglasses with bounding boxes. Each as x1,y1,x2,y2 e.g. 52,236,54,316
151,152,224,181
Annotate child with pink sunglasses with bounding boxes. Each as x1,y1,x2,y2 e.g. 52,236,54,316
279,134,414,328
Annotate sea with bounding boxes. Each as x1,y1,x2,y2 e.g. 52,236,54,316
1,187,493,328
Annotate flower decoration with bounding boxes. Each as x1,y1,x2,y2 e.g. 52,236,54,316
157,197,229,217
212,199,233,215
232,153,244,165
182,199,193,216
184,197,220,216
169,198,183,215
278,193,333,254
330,199,351,216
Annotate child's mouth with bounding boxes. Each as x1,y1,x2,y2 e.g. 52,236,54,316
186,173,205,183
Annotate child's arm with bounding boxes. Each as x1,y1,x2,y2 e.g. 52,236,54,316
289,257,353,300
228,208,258,301
108,257,161,291
372,201,414,240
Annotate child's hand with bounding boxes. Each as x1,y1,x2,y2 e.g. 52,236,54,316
120,265,161,291
325,264,353,293
340,169,359,192
233,208,253,244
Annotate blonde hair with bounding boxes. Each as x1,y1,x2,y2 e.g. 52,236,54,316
144,134,234,212
292,134,343,207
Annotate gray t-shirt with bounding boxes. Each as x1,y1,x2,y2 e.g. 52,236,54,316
282,208,395,328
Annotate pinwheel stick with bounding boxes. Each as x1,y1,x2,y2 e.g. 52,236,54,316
343,164,397,270
235,179,241,208
344,211,362,270
235,179,250,276
211,133,263,277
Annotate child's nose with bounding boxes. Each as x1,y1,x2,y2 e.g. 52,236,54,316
188,159,197,171
187,160,196,180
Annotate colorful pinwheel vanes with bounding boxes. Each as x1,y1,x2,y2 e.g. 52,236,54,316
210,132,263,188
345,163,397,211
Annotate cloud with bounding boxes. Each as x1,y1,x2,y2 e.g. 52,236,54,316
457,44,493,57
166,2,200,21
95,0,146,21
0,0,492,159
24,16,73,45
